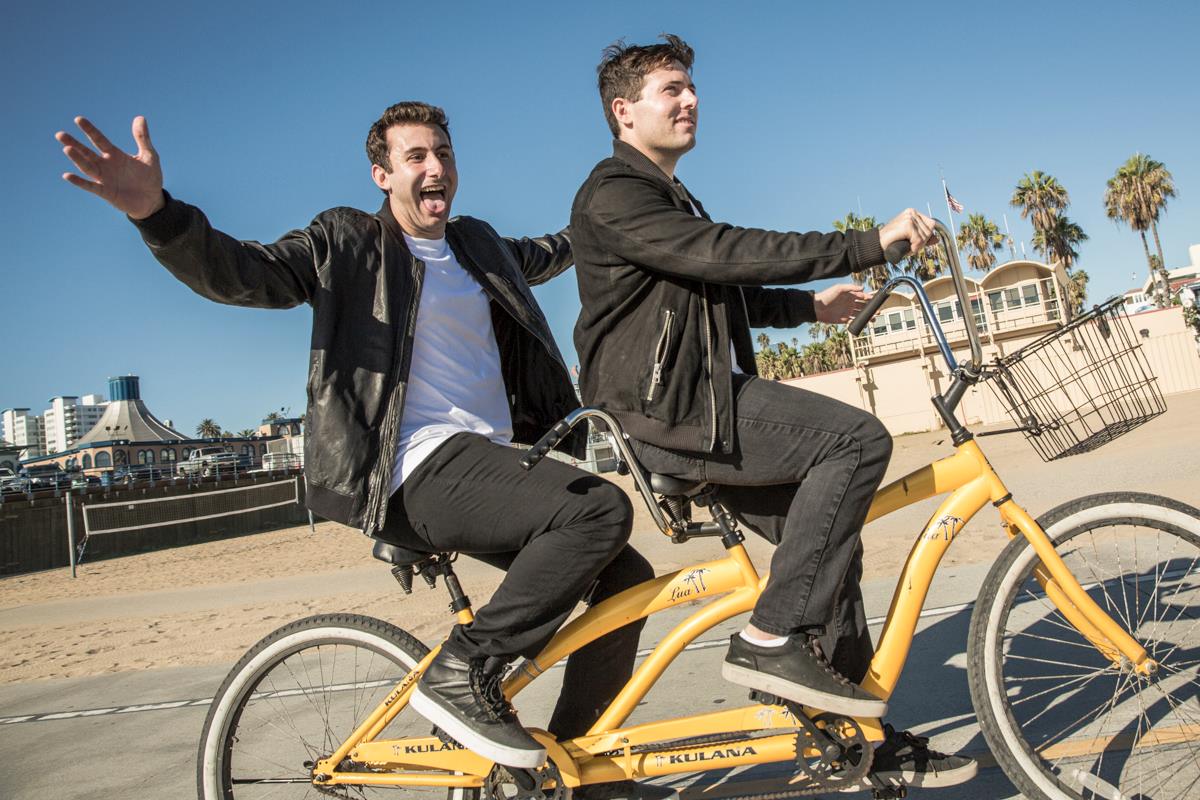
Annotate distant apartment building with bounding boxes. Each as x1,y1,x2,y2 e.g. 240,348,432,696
1123,243,1200,312
42,394,109,454
1,408,47,459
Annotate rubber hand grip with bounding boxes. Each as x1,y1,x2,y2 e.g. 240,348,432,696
884,239,912,265
848,290,891,336
518,418,573,470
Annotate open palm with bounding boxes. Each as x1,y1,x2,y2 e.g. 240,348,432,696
56,116,164,219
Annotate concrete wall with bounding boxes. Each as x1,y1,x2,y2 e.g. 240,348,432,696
786,306,1200,435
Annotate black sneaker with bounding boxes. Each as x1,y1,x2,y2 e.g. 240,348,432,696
411,649,546,769
722,634,887,719
572,779,679,800
854,724,976,789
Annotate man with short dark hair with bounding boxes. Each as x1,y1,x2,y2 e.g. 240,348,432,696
570,36,975,789
54,104,668,797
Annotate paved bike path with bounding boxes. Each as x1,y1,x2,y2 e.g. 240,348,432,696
0,561,1023,798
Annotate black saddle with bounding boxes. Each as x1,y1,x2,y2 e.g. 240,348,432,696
648,472,708,496
371,539,434,567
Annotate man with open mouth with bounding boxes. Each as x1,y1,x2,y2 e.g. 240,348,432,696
56,102,667,798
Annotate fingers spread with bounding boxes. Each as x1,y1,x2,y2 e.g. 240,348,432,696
132,116,155,155
63,172,104,196
61,143,101,178
75,116,120,155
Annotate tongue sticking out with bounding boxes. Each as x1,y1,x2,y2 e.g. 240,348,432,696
421,192,447,216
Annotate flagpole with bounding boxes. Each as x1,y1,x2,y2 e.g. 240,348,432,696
940,173,965,273
1002,213,1017,262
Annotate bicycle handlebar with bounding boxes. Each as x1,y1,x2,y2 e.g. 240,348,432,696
845,220,984,373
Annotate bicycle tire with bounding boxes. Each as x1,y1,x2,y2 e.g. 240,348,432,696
197,612,453,799
967,492,1200,800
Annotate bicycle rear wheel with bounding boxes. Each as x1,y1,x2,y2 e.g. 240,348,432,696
968,492,1200,800
197,613,452,799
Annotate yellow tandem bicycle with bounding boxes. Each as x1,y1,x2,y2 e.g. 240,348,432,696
198,223,1200,800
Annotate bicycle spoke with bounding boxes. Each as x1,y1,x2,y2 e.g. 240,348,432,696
1008,628,1107,651
1010,670,1106,708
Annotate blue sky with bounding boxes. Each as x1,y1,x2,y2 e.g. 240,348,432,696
2,0,1197,436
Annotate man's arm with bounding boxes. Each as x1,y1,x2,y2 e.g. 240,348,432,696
743,284,870,328
585,171,881,285
57,116,320,308
503,229,573,287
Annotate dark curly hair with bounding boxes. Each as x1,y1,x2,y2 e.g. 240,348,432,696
365,101,452,174
597,34,694,137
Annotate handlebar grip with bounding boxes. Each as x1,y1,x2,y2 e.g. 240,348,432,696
884,239,912,265
848,289,892,336
518,418,574,471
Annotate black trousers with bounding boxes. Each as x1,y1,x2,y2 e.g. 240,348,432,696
380,433,652,738
631,375,892,682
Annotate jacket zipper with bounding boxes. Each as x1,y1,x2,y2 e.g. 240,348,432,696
701,284,718,450
645,309,676,401
364,259,424,534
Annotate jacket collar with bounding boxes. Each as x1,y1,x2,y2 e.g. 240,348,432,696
375,199,464,249
611,139,697,210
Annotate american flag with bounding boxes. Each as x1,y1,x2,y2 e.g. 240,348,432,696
945,185,964,213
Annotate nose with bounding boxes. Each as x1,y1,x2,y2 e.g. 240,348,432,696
425,153,444,178
681,88,698,110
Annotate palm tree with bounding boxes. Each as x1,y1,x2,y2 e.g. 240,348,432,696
834,212,890,290
236,428,256,438
956,214,1006,273
1104,154,1176,307
1031,214,1088,270
264,411,283,423
196,419,222,439
1065,269,1089,316
755,332,778,379
902,246,945,282
1011,171,1070,233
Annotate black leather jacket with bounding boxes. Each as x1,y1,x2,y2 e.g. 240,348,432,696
133,194,579,534
571,141,885,454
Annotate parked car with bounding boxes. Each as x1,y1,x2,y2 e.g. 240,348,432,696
20,465,72,490
71,473,101,490
177,447,240,478
0,467,29,494
257,452,302,472
111,464,172,485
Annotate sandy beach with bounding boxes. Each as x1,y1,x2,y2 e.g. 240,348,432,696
3,391,1197,686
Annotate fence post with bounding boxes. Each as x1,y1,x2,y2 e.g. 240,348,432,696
65,492,77,578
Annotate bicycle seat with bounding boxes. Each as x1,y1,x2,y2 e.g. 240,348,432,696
371,539,434,567
649,473,707,496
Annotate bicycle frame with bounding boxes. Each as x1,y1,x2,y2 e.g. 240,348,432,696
309,221,1158,791
310,434,1156,791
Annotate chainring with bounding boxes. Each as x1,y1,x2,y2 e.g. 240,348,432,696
484,761,567,800
792,711,872,793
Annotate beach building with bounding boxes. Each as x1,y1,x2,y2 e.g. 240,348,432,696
0,408,46,459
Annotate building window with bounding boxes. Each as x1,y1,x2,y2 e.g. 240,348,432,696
260,444,268,455
988,290,1004,312
1005,287,1022,308
1022,283,1040,306
137,450,148,465
161,448,176,462
887,311,904,332
903,309,916,330
182,447,192,460
937,301,956,323
872,317,888,337
82,454,92,469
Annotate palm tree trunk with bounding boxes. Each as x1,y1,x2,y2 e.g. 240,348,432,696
1139,231,1164,308
1150,220,1172,305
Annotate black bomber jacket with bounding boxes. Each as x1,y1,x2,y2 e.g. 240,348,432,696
132,193,580,535
571,141,886,455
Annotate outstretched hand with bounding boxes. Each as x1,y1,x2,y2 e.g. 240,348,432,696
813,283,870,325
56,116,165,219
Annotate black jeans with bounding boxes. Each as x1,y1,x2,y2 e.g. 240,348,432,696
631,375,892,682
380,433,652,738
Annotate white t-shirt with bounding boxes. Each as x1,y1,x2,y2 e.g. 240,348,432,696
389,235,513,493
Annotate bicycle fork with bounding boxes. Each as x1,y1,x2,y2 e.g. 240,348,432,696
996,498,1157,676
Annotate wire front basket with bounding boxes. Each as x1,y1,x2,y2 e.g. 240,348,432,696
985,297,1166,461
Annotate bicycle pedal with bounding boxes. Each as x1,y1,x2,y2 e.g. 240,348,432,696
748,689,784,706
431,725,464,749
870,787,906,800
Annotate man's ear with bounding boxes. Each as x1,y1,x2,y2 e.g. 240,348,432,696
611,96,633,130
371,163,391,194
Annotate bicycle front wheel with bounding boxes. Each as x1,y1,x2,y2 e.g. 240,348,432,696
968,492,1200,800
197,613,448,799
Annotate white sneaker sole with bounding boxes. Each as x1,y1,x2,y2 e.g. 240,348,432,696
840,759,978,790
721,662,888,719
410,684,546,769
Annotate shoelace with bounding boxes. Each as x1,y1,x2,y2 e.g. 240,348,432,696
469,663,514,722
806,637,855,687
